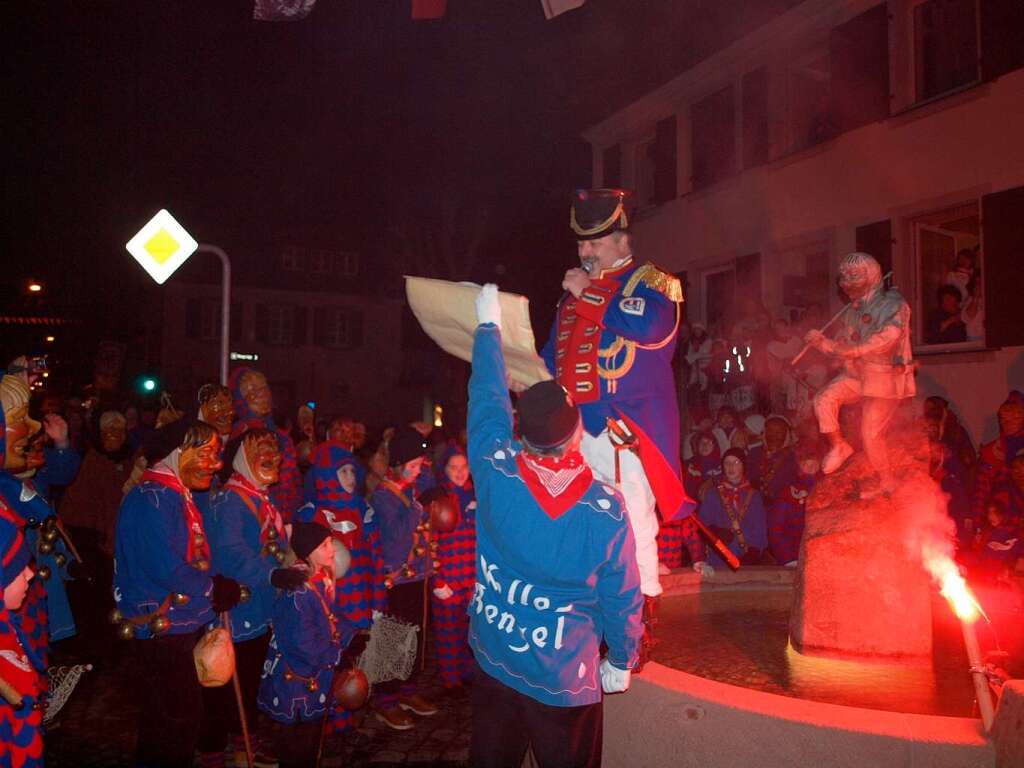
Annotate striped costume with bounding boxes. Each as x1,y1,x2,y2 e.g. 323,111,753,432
299,442,385,733
430,446,477,687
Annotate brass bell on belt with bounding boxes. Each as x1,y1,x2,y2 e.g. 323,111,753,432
414,546,426,557
266,528,278,541
172,592,190,606
44,528,60,543
193,533,205,548
305,679,319,693
54,552,67,568
239,586,252,603
109,608,123,624
36,565,52,581
150,615,171,634
118,622,136,640
37,541,54,555
266,541,280,555
194,559,210,572
274,551,286,565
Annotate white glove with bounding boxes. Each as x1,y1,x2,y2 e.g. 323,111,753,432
432,584,454,601
600,658,631,693
476,283,502,328
693,561,714,578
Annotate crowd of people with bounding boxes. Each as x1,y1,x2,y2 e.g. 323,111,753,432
1,188,1021,768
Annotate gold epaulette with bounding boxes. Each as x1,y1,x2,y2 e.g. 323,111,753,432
624,263,684,302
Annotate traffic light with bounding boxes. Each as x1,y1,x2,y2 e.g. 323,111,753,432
138,375,159,394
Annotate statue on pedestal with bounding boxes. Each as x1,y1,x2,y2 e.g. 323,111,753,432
803,252,915,497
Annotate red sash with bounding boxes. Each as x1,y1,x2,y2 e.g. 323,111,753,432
141,466,211,565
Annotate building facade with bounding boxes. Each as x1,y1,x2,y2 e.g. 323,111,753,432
158,244,437,429
583,0,1024,443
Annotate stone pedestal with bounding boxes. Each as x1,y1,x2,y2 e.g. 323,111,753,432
790,430,940,660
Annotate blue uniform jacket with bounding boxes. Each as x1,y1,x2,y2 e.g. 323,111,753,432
470,324,643,707
204,485,287,642
113,482,214,637
0,473,76,644
370,484,434,587
541,261,682,481
258,577,354,723
700,482,768,568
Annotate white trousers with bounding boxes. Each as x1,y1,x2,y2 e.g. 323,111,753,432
813,376,900,479
581,428,662,597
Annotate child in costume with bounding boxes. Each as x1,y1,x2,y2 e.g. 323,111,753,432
700,448,769,567
298,442,384,734
0,503,42,768
427,444,476,689
258,521,355,768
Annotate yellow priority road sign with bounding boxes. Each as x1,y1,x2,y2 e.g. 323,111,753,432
125,209,199,285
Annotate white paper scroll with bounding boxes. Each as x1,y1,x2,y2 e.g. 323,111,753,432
404,276,553,388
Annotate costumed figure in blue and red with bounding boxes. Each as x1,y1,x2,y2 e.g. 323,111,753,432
0,368,77,674
298,442,384,735
659,431,722,572
258,521,357,768
746,416,816,566
228,368,302,523
540,189,700,656
0,499,43,768
469,284,643,767
368,426,438,731
425,443,476,689
198,429,306,768
112,420,243,768
700,448,769,568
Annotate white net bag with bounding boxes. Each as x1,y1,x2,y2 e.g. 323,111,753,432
44,664,91,724
356,614,418,686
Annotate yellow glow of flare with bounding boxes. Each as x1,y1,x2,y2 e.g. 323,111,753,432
940,570,981,623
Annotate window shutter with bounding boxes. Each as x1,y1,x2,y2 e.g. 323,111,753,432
230,302,242,342
653,115,677,204
735,253,762,305
829,3,889,134
602,144,622,188
293,305,308,346
981,186,1024,348
981,0,1024,82
313,307,327,347
690,85,735,190
185,298,201,340
350,311,364,348
855,219,893,278
742,67,770,168
254,304,269,344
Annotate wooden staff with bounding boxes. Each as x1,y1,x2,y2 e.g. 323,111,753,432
222,612,254,768
789,271,894,367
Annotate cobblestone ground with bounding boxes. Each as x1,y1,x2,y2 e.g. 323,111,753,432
45,636,471,767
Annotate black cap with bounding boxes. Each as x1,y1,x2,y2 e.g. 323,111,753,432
517,380,579,450
722,447,747,469
291,521,331,561
141,417,192,465
570,188,632,241
388,425,429,467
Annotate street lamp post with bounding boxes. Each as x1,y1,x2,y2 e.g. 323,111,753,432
197,244,231,386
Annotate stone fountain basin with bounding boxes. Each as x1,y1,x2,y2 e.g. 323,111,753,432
602,567,994,768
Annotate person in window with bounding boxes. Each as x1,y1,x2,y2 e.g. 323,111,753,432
927,285,967,344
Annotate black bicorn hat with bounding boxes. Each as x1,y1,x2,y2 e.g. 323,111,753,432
517,380,580,450
570,188,632,241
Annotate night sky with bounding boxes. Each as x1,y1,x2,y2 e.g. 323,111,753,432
4,0,800,388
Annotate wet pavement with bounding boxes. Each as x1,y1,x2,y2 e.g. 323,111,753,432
45,636,471,767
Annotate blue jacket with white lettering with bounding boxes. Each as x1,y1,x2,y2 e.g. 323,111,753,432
468,323,643,707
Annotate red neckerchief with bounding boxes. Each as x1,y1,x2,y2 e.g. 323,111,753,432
224,473,286,546
516,449,593,520
142,465,211,566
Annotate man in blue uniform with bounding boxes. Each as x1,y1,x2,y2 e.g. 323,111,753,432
541,189,699,654
472,284,643,768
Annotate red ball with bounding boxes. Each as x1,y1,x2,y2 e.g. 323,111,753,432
333,667,369,710
429,498,460,533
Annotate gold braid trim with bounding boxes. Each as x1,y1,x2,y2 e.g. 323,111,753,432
626,263,684,303
570,199,628,237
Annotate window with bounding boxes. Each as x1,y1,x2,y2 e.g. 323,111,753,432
910,201,983,350
634,136,657,208
267,304,295,346
338,251,359,277
315,307,364,349
702,266,736,335
914,0,979,102
281,247,302,271
787,54,833,153
742,68,770,167
310,250,331,274
690,86,735,191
